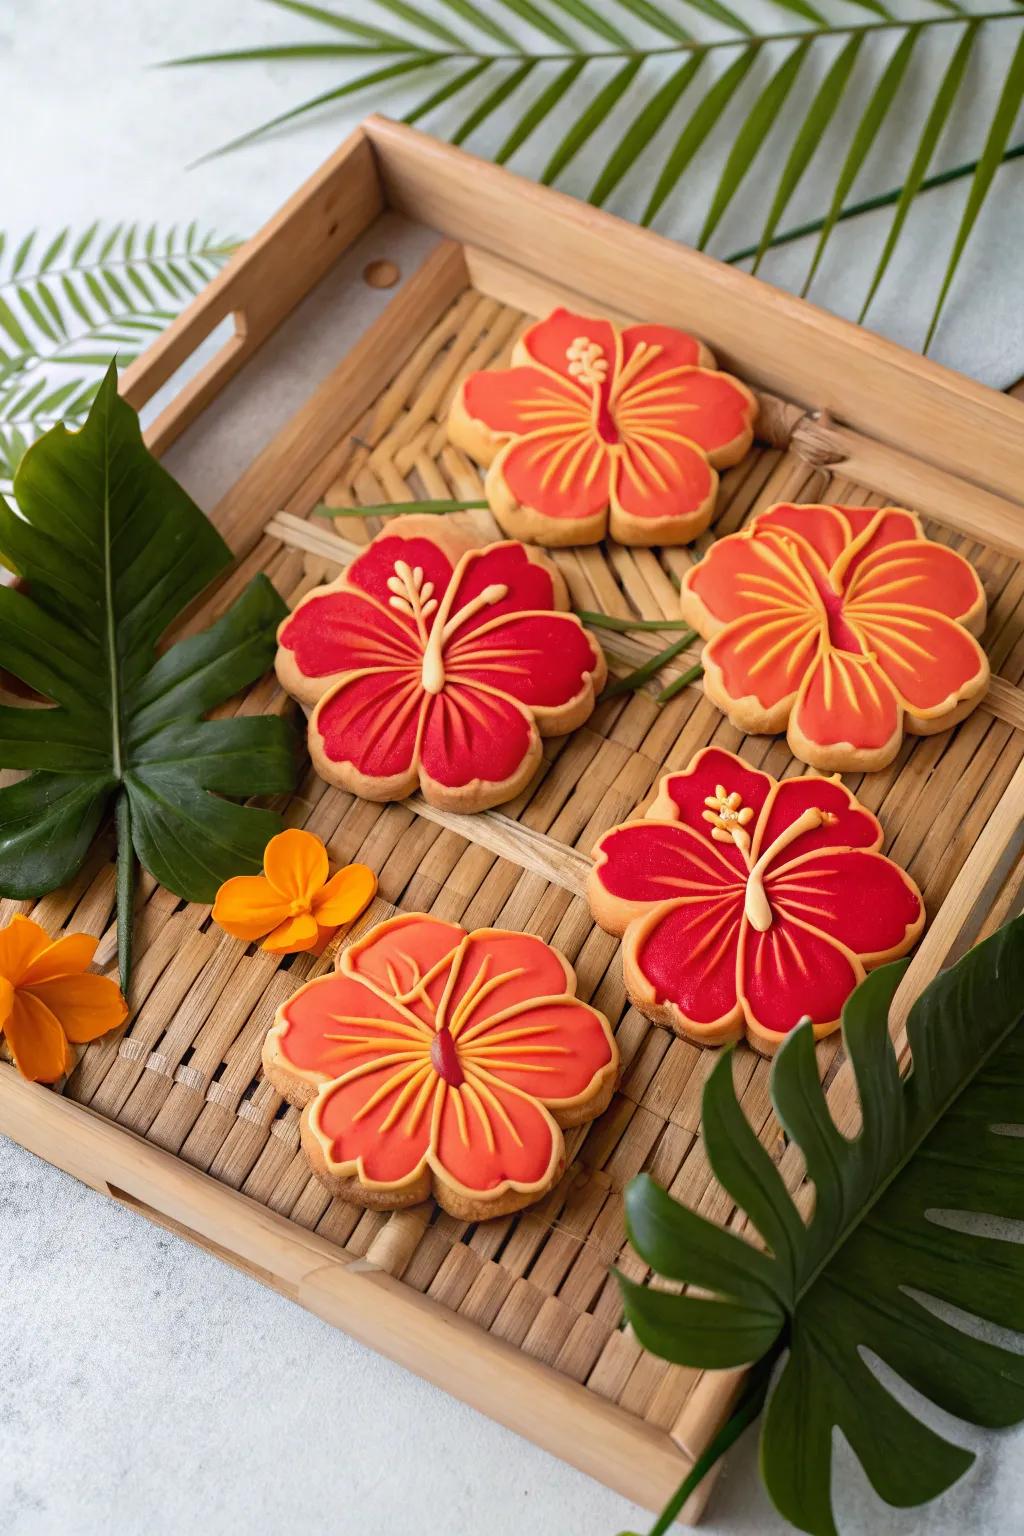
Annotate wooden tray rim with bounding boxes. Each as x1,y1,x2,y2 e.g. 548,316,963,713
5,117,1024,1525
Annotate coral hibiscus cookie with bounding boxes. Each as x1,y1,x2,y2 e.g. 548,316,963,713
448,307,757,547
263,913,620,1218
588,747,924,1054
275,516,606,812
680,502,989,773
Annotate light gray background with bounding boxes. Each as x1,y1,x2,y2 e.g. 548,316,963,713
2,3,1023,1534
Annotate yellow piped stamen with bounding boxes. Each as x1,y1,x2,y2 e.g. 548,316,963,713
387,560,438,642
702,785,755,858
566,335,609,389
743,807,837,932
419,580,509,695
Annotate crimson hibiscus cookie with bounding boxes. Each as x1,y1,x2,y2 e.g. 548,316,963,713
275,516,606,812
680,502,989,773
448,307,757,548
588,747,924,1055
263,912,620,1218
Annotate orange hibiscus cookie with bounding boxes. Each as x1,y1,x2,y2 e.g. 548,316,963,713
275,516,605,812
588,748,924,1055
263,913,619,1218
680,502,989,772
448,307,757,547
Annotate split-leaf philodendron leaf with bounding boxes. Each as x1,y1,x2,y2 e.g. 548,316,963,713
620,914,1024,1536
0,361,298,989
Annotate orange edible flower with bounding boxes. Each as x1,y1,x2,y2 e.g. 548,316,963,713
0,916,128,1084
212,829,377,955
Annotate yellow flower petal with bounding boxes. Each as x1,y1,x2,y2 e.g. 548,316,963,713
263,828,329,903
27,974,128,1044
4,990,73,1083
0,915,51,987
213,874,292,942
261,911,320,954
311,864,377,927
20,931,98,986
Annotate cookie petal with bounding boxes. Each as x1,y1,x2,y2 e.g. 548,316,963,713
740,914,863,1043
272,969,433,1089
312,671,426,790
459,365,587,440
458,996,616,1109
766,849,923,965
493,430,613,526
431,1074,562,1198
312,1064,436,1188
790,651,902,760
278,588,422,685
617,364,754,460
445,611,600,713
629,896,744,1037
755,775,883,865
343,913,464,1024
850,607,988,718
418,684,537,796
611,431,715,525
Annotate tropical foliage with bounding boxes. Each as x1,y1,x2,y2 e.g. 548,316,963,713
0,365,297,989
0,223,236,487
620,914,1024,1535
167,0,1024,347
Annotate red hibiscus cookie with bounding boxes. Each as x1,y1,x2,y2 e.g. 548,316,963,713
680,502,989,773
263,912,620,1218
275,516,606,812
448,307,757,548
588,747,924,1055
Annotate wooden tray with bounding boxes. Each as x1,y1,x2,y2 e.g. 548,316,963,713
5,116,1024,1525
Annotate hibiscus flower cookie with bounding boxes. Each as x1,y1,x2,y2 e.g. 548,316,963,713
276,516,606,812
588,747,924,1055
448,307,757,547
680,502,989,773
263,913,619,1218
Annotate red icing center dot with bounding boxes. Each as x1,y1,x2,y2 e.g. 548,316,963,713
596,391,619,445
821,588,862,654
430,1027,464,1087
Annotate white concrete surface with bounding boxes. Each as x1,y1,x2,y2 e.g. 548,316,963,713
3,4,1024,1534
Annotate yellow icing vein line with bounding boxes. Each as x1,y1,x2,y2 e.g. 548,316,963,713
407,1070,439,1137
351,1059,427,1122
465,1069,523,1147
450,1083,470,1147
378,1063,433,1133
459,1078,496,1154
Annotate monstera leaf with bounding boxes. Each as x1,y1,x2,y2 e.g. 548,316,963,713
0,363,297,988
620,914,1024,1536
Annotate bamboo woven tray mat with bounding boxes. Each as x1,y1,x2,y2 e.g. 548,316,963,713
7,280,1024,1487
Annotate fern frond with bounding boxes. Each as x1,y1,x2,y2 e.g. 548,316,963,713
0,223,235,488
167,0,1024,350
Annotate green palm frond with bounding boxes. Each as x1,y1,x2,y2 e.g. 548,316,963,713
0,223,237,486
166,0,1024,351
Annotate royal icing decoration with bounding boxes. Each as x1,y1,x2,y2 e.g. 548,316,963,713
679,503,989,772
448,307,757,548
588,747,924,1054
275,517,606,813
263,913,619,1217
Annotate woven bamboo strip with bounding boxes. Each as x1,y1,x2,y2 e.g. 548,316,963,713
4,236,1023,1528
